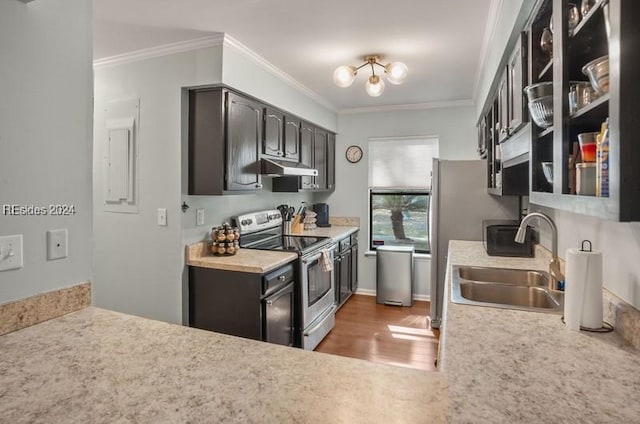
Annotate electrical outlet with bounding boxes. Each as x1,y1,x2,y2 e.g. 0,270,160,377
0,234,24,271
46,229,68,260
196,209,205,226
157,208,167,226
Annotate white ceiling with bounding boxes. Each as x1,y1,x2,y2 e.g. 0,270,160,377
94,0,494,111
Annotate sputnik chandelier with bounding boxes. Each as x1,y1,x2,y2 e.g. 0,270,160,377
333,55,408,97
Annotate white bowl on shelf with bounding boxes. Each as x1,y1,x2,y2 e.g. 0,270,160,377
541,162,553,184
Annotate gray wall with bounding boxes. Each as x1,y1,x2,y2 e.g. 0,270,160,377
94,44,336,324
93,47,223,324
475,1,640,310
474,0,536,119
0,0,93,303
317,105,478,298
222,44,337,131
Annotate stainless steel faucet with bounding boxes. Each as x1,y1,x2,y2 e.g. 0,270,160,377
515,212,565,289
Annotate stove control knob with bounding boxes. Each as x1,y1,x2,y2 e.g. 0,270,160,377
246,219,253,225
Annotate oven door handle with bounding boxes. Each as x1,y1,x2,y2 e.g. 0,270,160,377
302,245,336,265
303,304,337,336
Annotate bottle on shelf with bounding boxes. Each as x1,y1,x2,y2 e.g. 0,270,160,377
596,118,610,197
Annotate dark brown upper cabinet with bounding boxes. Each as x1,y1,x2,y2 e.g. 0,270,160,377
226,92,263,191
313,128,328,190
526,0,640,221
272,121,336,193
496,68,510,143
189,85,336,195
508,32,528,134
263,108,301,162
327,132,335,191
283,117,301,161
299,121,315,190
263,107,285,159
188,87,261,195
190,87,261,195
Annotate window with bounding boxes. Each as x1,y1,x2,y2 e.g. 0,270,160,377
370,191,430,253
368,136,439,254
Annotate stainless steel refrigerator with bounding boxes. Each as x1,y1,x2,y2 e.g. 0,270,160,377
428,159,519,328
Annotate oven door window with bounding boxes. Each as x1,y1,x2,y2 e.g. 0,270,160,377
307,258,331,307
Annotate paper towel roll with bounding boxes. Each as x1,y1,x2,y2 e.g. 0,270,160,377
564,247,603,331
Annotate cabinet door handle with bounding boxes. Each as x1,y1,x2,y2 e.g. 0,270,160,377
266,300,273,306
255,183,263,189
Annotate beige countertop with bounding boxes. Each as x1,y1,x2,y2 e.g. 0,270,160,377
291,225,358,242
186,241,298,274
442,240,640,423
185,226,358,273
0,307,448,424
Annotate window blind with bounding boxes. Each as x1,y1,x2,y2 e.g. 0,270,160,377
368,137,439,189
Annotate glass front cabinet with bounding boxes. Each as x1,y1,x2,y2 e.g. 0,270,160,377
478,0,640,221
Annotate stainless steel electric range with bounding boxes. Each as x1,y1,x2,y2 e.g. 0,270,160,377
233,209,337,350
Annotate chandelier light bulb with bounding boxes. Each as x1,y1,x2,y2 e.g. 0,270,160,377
385,62,408,85
366,75,385,97
333,65,357,88
333,56,405,96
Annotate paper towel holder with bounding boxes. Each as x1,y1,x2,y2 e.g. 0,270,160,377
580,240,592,252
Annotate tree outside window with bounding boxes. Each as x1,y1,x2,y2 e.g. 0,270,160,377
370,191,430,253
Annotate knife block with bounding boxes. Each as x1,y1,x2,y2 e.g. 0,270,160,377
291,215,303,233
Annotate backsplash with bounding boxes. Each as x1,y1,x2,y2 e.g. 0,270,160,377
182,177,314,245
0,282,91,336
535,243,640,350
530,205,640,312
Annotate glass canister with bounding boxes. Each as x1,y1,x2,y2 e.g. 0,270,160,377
576,163,597,196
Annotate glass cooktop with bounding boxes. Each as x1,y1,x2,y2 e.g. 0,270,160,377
247,235,331,255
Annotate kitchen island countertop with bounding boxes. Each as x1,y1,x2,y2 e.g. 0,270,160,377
0,307,448,423
442,240,640,423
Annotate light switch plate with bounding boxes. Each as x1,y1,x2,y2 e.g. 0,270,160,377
47,229,68,260
0,234,24,271
196,209,205,226
157,208,167,226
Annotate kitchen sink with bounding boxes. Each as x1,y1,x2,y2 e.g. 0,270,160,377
451,266,563,314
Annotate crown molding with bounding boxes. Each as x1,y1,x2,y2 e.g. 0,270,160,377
221,34,336,112
92,33,337,112
339,99,474,115
93,34,225,69
471,0,504,104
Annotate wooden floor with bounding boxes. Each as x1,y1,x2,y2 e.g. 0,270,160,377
315,294,439,371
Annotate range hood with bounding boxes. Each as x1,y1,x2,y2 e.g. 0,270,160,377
261,158,318,177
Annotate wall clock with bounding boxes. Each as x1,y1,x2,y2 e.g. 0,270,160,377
345,145,363,163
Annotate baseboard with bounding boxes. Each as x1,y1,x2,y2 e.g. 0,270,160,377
354,288,430,302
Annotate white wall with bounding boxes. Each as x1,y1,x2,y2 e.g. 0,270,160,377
317,105,478,298
0,0,93,303
94,43,337,324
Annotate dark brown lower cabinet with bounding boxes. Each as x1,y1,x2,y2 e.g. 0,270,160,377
189,263,297,347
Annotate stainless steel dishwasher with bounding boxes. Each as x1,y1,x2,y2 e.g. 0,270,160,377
376,245,414,306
